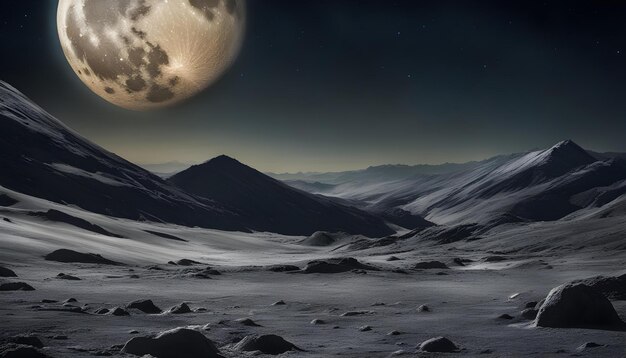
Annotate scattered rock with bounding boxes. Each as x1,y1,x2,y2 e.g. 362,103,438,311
236,318,262,327
387,330,402,336
129,275,140,279
233,334,302,355
51,336,67,340
108,307,130,316
341,311,373,317
64,298,77,303
535,283,624,329
8,336,43,348
453,258,473,266
371,302,385,307
418,336,459,353
0,266,17,278
271,300,286,306
392,269,408,274
266,265,300,272
168,303,192,314
359,325,372,332
122,327,221,358
311,319,325,325
498,314,514,320
127,299,162,314
44,249,122,265
300,231,346,247
417,305,430,312
302,257,378,274
0,282,35,291
56,273,80,281
128,331,139,335
521,308,538,320
41,300,57,304
386,256,401,262
412,261,449,270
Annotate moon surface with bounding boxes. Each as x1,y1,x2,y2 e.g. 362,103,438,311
57,0,246,111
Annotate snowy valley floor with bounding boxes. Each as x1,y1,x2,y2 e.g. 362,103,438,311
0,192,625,357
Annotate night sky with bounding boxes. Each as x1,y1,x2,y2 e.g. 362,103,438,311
1,1,626,172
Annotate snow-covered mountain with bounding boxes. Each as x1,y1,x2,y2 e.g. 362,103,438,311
282,140,626,226
0,81,395,236
168,155,395,237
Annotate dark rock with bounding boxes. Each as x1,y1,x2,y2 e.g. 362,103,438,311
128,331,139,335
271,300,286,306
310,319,325,325
51,336,67,340
0,266,17,278
168,303,192,314
236,318,262,327
109,307,130,316
453,257,473,266
266,265,300,272
41,300,57,304
521,308,538,320
412,261,449,270
498,314,514,320
8,336,43,348
392,269,408,274
44,249,122,265
524,301,538,309
341,311,373,317
127,299,162,314
63,298,77,303
0,282,35,291
233,334,302,355
387,330,402,336
30,210,123,238
418,336,459,353
175,259,202,266
386,256,401,262
94,308,110,315
56,273,80,281
302,257,378,274
300,231,345,246
0,344,52,358
535,283,624,329
122,328,221,358
359,325,372,332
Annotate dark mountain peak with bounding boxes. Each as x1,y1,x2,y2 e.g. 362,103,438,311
542,139,596,168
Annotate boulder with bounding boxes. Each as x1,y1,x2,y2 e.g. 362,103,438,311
576,274,626,300
0,266,17,278
233,334,301,355
168,303,192,314
302,257,378,274
109,307,130,316
266,265,300,272
56,273,80,281
122,328,221,358
127,300,162,314
0,282,34,291
535,283,624,329
521,308,538,320
418,336,459,353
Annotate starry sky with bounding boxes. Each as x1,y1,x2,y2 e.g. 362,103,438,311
1,1,626,173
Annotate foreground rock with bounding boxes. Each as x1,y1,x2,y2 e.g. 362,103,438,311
234,334,302,355
418,336,459,353
0,266,17,278
0,282,35,291
0,344,51,358
127,299,162,314
44,249,122,266
168,303,192,314
535,283,624,329
302,257,378,274
56,273,80,281
575,274,626,301
122,328,221,358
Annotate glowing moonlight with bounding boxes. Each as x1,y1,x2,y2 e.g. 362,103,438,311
57,0,245,111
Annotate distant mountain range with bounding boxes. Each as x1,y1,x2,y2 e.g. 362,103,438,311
2,79,625,238
274,141,626,226
0,81,393,237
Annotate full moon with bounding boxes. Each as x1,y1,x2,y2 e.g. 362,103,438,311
57,0,246,111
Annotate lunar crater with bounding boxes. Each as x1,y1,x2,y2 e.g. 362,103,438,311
58,0,246,111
